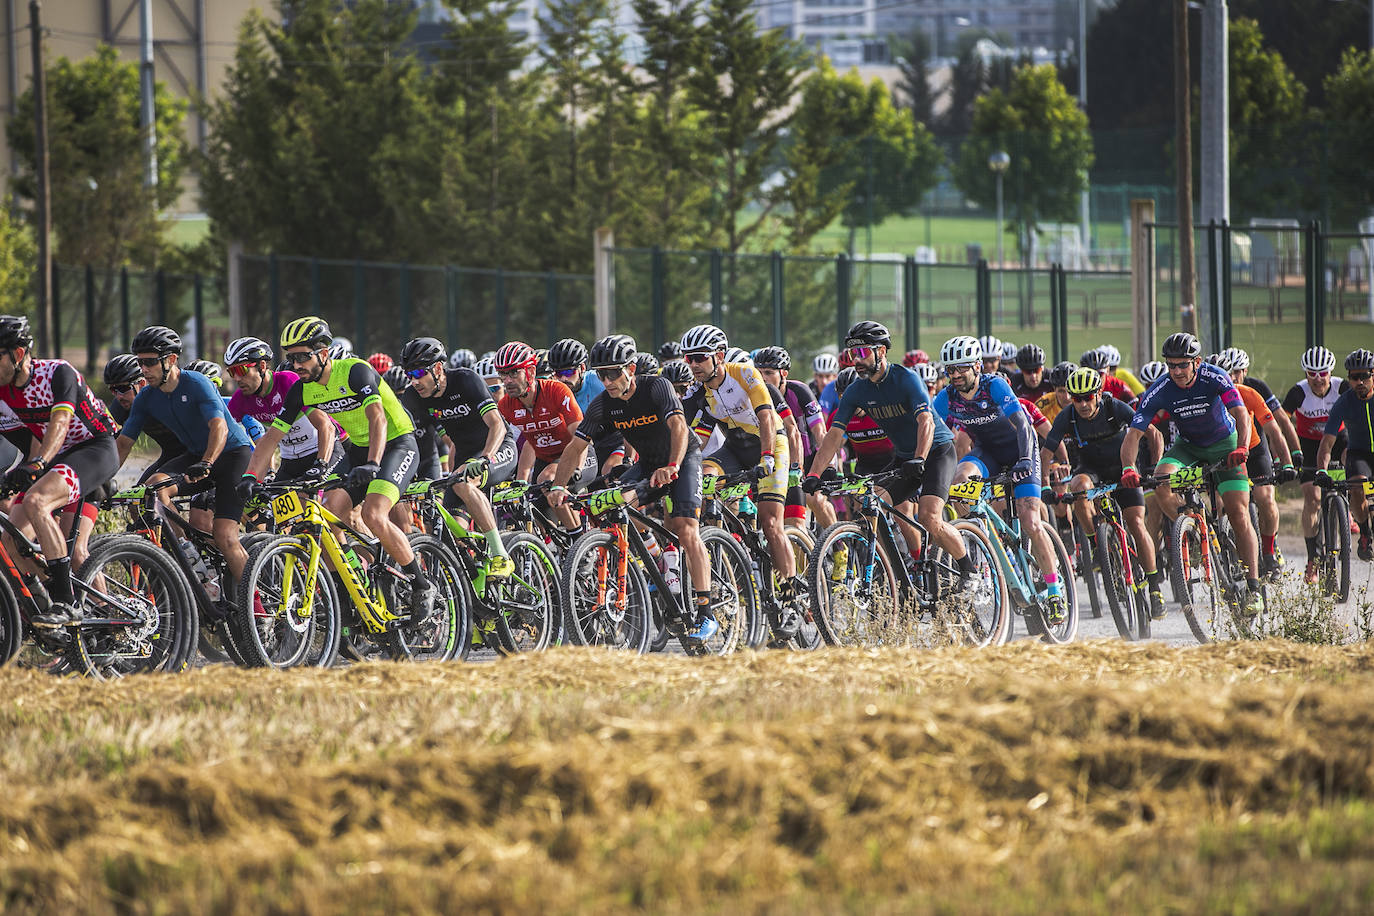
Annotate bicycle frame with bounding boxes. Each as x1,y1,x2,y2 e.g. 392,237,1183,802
109,479,230,621
576,486,693,629
948,478,1040,607
1060,484,1141,596
819,474,938,599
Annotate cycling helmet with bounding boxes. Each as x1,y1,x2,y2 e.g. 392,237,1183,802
680,324,728,354
535,349,552,378
843,320,892,350
1219,347,1250,372
1000,341,1017,362
813,353,839,374
382,365,408,394
724,347,753,365
103,354,142,387
1139,361,1167,385
658,341,683,362
1100,344,1122,367
633,352,660,376
902,349,929,367
1079,348,1109,372
753,346,791,371
1204,353,1222,367
473,357,498,382
185,360,223,384
588,334,637,368
448,348,476,370
1301,346,1336,373
548,338,588,371
327,341,352,361
332,335,353,353
837,350,854,369
279,317,331,351
400,337,447,371
1015,344,1045,371
493,341,538,372
132,325,182,355
977,335,1001,359
1066,366,1103,396
367,352,393,373
224,336,272,366
1161,332,1201,360
834,366,858,396
941,335,983,367
915,363,939,385
0,315,33,351
1048,361,1078,388
662,361,693,387
1345,348,1374,372
1210,351,1241,372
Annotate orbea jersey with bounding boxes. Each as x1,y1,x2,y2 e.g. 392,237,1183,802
577,375,696,470
274,357,413,448
1326,389,1374,453
120,369,251,455
229,369,322,460
1130,363,1240,448
403,368,500,459
499,379,581,462
0,359,117,452
833,362,954,460
1282,378,1348,441
932,374,1028,459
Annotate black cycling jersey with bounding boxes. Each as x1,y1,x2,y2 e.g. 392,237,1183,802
576,375,697,470
1010,371,1054,402
1245,375,1282,412
110,397,188,461
1043,396,1146,475
402,368,500,459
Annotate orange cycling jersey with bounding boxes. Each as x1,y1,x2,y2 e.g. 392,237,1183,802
1236,383,1273,451
498,379,582,462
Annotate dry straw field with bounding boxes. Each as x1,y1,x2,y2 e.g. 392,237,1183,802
3,641,1374,913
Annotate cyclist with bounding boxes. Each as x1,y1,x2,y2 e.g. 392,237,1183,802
915,362,940,398
242,317,435,621
633,352,660,377
1099,344,1145,396
825,366,894,477
658,341,684,366
1221,346,1302,469
1038,361,1076,425
1119,332,1264,615
662,360,693,397
1315,348,1374,560
902,349,929,368
680,324,802,602
105,353,188,482
223,337,337,483
1081,349,1135,405
811,352,839,401
979,335,1012,381
1283,346,1350,584
1010,344,1054,402
1044,366,1167,618
546,339,604,414
474,357,500,398
399,336,516,578
754,345,835,530
550,334,717,640
804,323,977,585
368,352,393,374
934,334,1065,616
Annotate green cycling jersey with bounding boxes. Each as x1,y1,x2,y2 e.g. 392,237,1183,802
272,357,413,447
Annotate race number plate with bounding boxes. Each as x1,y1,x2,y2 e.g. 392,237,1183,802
110,486,147,502
491,480,525,504
404,480,431,497
1169,466,1204,487
271,491,306,524
948,480,984,501
1363,481,1374,498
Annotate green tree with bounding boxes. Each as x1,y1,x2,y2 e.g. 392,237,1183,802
0,202,36,316
952,64,1094,262
1225,17,1307,220
889,27,935,129
1324,48,1374,230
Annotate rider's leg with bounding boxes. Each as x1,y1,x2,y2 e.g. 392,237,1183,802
758,500,795,579
451,480,511,563
1068,473,1094,537
807,491,837,528
1018,495,1059,578
12,473,75,600
1220,486,1260,579
1124,505,1156,573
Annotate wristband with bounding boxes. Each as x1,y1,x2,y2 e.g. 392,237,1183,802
547,485,567,493
806,472,820,480
242,470,261,481
665,462,679,471
761,450,773,457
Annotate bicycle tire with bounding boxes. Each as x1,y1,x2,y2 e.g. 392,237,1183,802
234,534,342,668
806,521,899,647
73,535,198,679
1169,514,1229,643
559,529,652,653
1073,522,1104,620
0,570,21,666
1020,524,1079,644
1323,492,1352,602
489,531,562,653
390,534,469,662
198,531,272,667
782,526,821,650
937,520,1010,647
1098,521,1147,641
691,526,758,655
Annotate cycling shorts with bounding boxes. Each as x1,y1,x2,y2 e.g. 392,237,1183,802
0,436,21,476
618,451,703,520
534,447,597,493
1344,448,1374,481
959,442,1042,501
344,434,419,506
785,482,806,520
1158,431,1249,494
137,446,191,484
702,432,789,504
30,437,120,506
277,449,348,484
851,453,894,477
1245,434,1274,484
442,433,518,514
1301,434,1345,470
1073,468,1145,510
881,440,958,506
162,445,253,520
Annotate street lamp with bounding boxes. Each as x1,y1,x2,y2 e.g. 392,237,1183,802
989,150,1011,320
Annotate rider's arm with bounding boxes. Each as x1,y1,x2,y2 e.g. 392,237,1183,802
806,426,848,477
200,417,228,466
30,409,72,467
1120,427,1146,470
116,433,137,465
1315,432,1337,470
1226,402,1251,448
550,433,591,490
307,408,336,464
515,439,535,481
479,408,507,462
243,426,286,479
1144,423,1165,465
990,377,1036,460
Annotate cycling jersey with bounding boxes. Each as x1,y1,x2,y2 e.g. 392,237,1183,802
681,362,775,446
1102,374,1135,405
1283,378,1349,440
1244,376,1282,412
1130,363,1240,448
818,379,839,415
571,372,605,415
0,359,118,451
1010,372,1054,402
1019,397,1049,428
1043,396,1145,475
576,375,697,470
274,358,413,447
498,379,581,462
1326,388,1374,453
784,379,824,462
1235,384,1274,451
109,397,186,462
932,374,1031,460
1113,367,1145,396
119,369,251,455
402,367,501,459
826,406,892,461
1035,390,1065,424
229,369,323,460
832,363,954,460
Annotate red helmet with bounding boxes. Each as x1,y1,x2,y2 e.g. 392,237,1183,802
903,349,929,367
367,352,393,373
838,350,855,369
494,341,538,372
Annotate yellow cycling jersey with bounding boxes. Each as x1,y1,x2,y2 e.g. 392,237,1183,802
683,362,775,440
1114,367,1145,396
1036,390,1065,424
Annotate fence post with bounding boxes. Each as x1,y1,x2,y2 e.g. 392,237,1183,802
1205,220,1221,354
545,271,558,345
903,256,919,352
399,263,411,346
771,251,785,347
1313,221,1326,349
836,254,851,350
120,267,131,351
710,249,723,327
269,254,280,339
1049,264,1062,365
84,265,95,373
352,261,366,353
1304,222,1318,350
193,273,205,362
310,258,321,317
1221,220,1232,349
975,259,991,338
651,246,666,351
495,269,507,343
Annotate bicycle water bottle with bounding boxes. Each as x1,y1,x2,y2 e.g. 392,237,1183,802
739,494,758,518
662,544,681,595
177,539,221,600
342,545,369,586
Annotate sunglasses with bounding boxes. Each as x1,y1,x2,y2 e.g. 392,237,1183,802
110,383,136,394
1165,360,1193,371
285,350,320,364
405,367,430,380
1306,370,1331,378
683,352,714,364
227,362,258,379
555,367,579,379
497,368,525,378
1350,372,1372,382
1071,393,1097,403
136,356,164,368
845,346,876,362
594,365,628,381
944,364,975,377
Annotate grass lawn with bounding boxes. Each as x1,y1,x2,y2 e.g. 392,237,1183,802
808,212,1130,262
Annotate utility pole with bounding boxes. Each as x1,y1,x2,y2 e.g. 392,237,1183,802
139,0,158,189
1199,0,1228,354
1078,0,1090,258
28,1,52,355
1174,0,1196,336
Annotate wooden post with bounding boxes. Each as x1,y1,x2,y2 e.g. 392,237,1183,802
593,227,614,339
1130,199,1157,371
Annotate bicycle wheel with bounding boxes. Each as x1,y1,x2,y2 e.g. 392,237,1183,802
932,520,1010,647
1098,522,1149,641
559,530,652,653
782,526,821,650
689,526,758,655
1021,524,1079,644
234,534,342,668
1212,516,1262,639
489,531,562,653
0,571,21,666
1169,514,1230,643
1322,493,1352,602
390,534,469,662
72,535,198,679
1072,522,1104,620
807,522,899,646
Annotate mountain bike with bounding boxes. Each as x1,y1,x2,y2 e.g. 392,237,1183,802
1057,483,1150,640
946,474,1078,643
808,471,1008,647
1307,467,1370,603
241,479,469,662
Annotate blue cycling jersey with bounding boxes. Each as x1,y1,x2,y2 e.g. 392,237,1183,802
832,362,953,459
932,374,1032,460
120,370,252,455
573,372,605,415
1129,363,1240,448
819,379,839,416
1326,389,1374,452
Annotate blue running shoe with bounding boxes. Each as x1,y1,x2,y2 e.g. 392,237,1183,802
685,614,718,642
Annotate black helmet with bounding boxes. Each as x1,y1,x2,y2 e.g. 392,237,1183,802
103,354,142,386
400,337,447,371
1079,348,1109,371
633,352,660,376
662,361,692,387
588,334,637,368
753,346,791,371
131,325,182,355
834,366,858,395
548,338,588,372
1345,349,1374,372
658,341,683,362
1161,332,1201,360
844,320,891,350
1015,343,1045,371
382,365,408,394
0,315,33,351
1048,361,1078,388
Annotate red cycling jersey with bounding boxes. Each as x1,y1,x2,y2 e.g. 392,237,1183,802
0,359,117,451
827,407,893,459
499,379,582,462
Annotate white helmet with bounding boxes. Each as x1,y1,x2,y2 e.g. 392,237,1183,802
942,335,983,367
473,357,498,381
813,353,839,374
977,335,1001,359
999,341,1017,362
1138,360,1167,386
1219,347,1250,371
680,324,728,354
1099,344,1122,367
1212,349,1242,372
724,347,752,365
223,336,273,366
331,335,353,355
1301,346,1335,373
915,363,939,384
